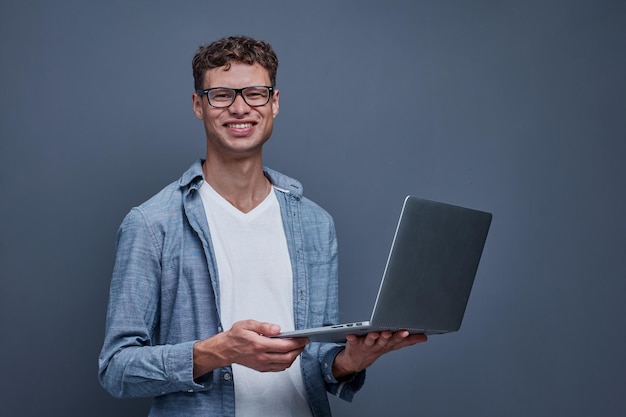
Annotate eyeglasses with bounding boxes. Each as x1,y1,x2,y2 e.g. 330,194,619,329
196,86,275,108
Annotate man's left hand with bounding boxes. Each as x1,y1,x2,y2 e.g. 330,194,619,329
332,330,427,379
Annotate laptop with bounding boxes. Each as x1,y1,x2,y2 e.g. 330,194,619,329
274,195,492,343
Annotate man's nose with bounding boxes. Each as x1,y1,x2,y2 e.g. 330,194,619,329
229,92,251,114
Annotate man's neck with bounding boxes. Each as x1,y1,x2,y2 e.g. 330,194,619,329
202,155,271,213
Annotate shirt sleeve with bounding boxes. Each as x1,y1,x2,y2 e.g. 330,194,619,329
98,208,208,398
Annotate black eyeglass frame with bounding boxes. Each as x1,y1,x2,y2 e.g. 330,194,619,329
195,86,275,108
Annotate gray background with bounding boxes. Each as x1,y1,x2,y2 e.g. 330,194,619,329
1,1,624,416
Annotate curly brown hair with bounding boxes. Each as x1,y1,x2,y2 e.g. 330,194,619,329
192,36,279,91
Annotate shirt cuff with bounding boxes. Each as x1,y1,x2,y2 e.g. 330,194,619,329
166,340,211,392
320,345,366,401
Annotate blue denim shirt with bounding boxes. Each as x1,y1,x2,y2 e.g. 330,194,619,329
99,160,365,417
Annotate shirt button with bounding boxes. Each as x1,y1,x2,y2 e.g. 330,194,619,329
224,373,232,381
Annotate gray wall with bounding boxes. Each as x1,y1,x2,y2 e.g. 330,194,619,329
1,1,624,416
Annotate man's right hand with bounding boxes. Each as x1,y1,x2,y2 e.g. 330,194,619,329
193,319,309,379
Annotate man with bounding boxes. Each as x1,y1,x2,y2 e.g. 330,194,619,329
99,36,426,417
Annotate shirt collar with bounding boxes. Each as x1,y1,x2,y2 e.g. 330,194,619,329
178,159,303,199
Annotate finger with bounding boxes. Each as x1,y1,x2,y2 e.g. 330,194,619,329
274,340,309,353
395,332,427,344
365,331,409,352
388,332,428,350
261,348,306,370
255,359,294,373
262,336,309,353
364,332,380,347
380,331,393,341
236,340,306,372
407,333,428,344
260,360,299,373
366,331,389,349
387,330,409,345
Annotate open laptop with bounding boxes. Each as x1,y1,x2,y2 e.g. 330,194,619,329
274,195,492,343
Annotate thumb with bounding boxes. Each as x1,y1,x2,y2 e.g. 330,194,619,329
259,322,281,336
240,319,281,336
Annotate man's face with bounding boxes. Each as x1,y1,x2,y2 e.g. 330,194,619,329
192,62,279,160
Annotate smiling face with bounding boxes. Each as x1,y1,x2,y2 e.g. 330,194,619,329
192,62,279,162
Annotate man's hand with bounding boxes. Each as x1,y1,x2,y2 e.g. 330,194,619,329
332,330,427,379
193,320,309,379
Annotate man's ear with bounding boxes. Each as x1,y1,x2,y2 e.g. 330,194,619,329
192,93,204,120
271,89,279,118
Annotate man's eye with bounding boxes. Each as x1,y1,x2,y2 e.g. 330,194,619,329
210,90,234,100
245,88,268,98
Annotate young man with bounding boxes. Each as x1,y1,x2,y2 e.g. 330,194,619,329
99,36,426,417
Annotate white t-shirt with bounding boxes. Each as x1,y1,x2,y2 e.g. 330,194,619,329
199,181,313,417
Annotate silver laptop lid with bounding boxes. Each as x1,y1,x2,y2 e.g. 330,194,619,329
369,196,492,333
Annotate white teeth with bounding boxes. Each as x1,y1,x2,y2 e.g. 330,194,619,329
227,123,252,129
